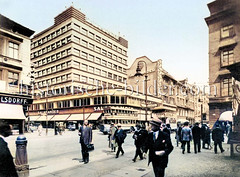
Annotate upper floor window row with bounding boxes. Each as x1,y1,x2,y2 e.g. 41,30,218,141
32,36,71,59
33,48,71,68
31,23,71,49
72,23,127,56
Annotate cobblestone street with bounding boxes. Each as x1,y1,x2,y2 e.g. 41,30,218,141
6,130,240,177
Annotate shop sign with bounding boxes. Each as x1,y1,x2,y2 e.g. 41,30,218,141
0,96,28,105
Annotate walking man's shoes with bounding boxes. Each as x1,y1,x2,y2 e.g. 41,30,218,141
132,159,136,162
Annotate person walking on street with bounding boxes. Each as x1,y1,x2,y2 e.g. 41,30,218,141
0,121,18,177
192,122,201,154
175,123,182,147
109,123,117,152
79,120,92,164
181,121,192,154
132,124,145,162
212,124,225,154
144,118,173,177
162,124,171,137
201,123,206,149
38,123,43,136
226,122,231,136
204,125,211,149
114,124,127,158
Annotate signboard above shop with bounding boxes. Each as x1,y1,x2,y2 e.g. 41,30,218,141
0,95,32,105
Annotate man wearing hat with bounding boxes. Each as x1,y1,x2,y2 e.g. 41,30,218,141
212,123,225,154
132,124,148,162
145,119,173,177
114,124,127,158
192,122,202,154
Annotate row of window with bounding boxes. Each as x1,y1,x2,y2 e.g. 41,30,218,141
72,46,127,65
73,23,127,56
37,61,71,78
31,96,127,111
37,73,71,87
31,36,71,59
31,23,71,49
34,48,71,68
72,61,126,81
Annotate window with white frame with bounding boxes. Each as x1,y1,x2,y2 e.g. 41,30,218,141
96,35,101,42
88,78,94,84
102,60,107,66
89,54,94,61
101,70,106,77
73,48,80,56
221,25,234,39
73,74,80,81
95,68,101,75
221,49,234,67
89,32,94,39
81,51,87,59
89,66,94,73
81,28,87,35
89,43,94,50
81,76,87,82
8,71,19,85
95,57,101,64
9,42,19,59
81,40,87,47
221,77,232,96
73,36,80,43
96,46,101,53
81,64,87,71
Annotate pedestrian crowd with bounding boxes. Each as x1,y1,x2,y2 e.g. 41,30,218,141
175,121,229,154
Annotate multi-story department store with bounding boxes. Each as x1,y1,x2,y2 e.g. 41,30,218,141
29,7,209,128
29,6,154,128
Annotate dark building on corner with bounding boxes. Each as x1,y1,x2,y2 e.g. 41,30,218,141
205,0,240,127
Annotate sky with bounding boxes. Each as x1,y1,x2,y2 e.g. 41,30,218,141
0,0,213,85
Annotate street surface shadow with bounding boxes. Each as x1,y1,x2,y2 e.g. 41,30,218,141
72,158,81,161
102,149,114,155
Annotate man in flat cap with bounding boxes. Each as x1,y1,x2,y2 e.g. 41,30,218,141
145,119,173,177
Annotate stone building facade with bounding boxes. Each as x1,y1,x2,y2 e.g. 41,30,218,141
0,14,34,133
205,0,240,127
127,56,209,125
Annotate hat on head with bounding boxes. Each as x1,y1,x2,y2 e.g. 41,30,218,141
150,118,162,127
117,123,121,127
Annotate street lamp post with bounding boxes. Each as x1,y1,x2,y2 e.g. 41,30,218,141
134,61,148,125
46,96,48,136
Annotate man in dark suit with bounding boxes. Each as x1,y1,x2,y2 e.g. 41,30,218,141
79,120,92,164
0,121,18,177
132,124,148,162
114,124,127,158
212,124,225,154
192,122,202,154
145,119,173,177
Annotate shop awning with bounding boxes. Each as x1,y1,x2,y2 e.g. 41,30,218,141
67,113,90,121
0,103,26,120
51,114,70,121
37,115,55,121
86,113,102,120
219,111,233,122
29,115,40,121
152,106,176,112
